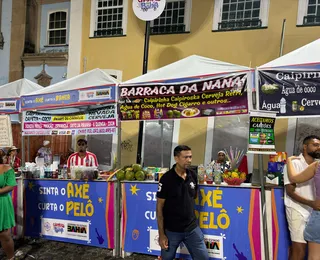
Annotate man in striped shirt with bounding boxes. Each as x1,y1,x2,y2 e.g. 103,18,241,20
67,139,98,168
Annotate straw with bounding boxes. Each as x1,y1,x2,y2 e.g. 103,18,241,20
223,147,245,170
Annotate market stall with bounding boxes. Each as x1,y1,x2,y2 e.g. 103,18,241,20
20,69,119,249
117,55,267,259
257,38,320,259
0,78,43,238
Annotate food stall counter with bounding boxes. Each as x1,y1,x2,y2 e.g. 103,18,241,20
24,178,115,249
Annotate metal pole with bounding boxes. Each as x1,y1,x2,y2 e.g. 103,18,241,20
19,113,25,167
136,21,151,164
259,154,270,260
142,21,151,75
279,19,286,57
114,181,121,257
160,120,164,168
114,98,122,256
27,136,30,162
21,134,25,167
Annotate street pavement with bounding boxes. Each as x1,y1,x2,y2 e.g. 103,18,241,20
0,239,156,260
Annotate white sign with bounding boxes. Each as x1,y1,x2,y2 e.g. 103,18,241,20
41,217,90,242
79,88,111,101
132,0,166,21
148,228,225,259
0,115,13,147
0,100,16,111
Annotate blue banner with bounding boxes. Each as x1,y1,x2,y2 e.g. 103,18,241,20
21,85,116,110
122,182,262,259
271,188,290,259
24,180,115,248
0,99,20,113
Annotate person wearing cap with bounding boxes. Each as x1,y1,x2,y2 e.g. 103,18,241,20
7,146,21,172
67,139,98,168
37,140,52,165
210,151,230,172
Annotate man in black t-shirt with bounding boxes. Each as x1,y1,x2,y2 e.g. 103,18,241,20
156,145,209,260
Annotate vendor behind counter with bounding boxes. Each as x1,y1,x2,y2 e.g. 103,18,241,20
210,151,231,172
67,139,98,168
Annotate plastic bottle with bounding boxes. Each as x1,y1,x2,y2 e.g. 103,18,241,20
197,165,205,184
63,165,68,179
280,98,286,114
40,167,45,179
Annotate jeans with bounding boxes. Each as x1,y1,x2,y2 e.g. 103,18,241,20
161,226,209,260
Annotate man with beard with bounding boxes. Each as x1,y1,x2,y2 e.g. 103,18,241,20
284,135,320,260
67,139,98,168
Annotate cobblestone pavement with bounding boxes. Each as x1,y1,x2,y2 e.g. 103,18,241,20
0,239,156,260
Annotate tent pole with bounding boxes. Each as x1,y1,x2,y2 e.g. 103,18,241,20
279,19,286,57
259,154,270,260
114,124,121,257
19,113,25,167
21,135,25,167
160,120,164,168
137,21,151,164
27,136,30,162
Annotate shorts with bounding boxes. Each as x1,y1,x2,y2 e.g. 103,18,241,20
286,207,307,243
304,210,320,244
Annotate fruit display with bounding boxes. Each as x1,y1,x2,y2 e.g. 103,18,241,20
116,164,147,181
71,167,98,181
222,168,247,186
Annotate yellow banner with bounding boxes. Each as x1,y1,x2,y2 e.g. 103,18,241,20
52,115,86,122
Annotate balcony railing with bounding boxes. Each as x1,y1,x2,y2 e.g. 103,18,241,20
151,24,186,35
94,28,123,37
218,19,262,31
303,15,320,25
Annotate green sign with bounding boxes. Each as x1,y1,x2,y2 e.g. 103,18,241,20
248,111,277,154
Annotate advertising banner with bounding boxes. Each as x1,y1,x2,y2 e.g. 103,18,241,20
0,115,13,147
248,111,277,154
0,99,19,113
22,105,117,136
119,73,248,121
270,188,290,259
122,182,262,259
258,70,320,116
24,180,115,248
21,85,116,110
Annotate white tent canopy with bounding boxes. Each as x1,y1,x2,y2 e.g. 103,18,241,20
259,38,320,69
0,78,43,98
122,55,251,85
25,68,120,96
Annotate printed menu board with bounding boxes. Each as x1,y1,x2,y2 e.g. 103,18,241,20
0,115,13,147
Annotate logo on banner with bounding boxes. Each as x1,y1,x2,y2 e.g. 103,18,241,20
132,0,166,21
66,222,89,241
67,224,87,234
44,222,51,232
53,223,65,233
204,235,224,259
132,229,140,240
0,101,16,110
148,229,189,255
96,89,110,98
79,88,111,101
